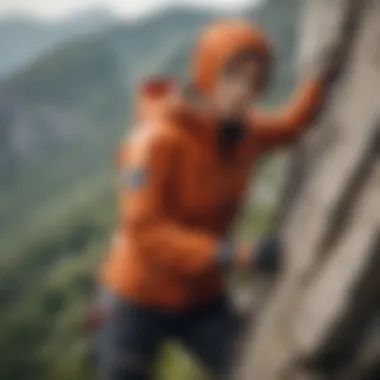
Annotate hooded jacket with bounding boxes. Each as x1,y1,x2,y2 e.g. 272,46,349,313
100,21,324,310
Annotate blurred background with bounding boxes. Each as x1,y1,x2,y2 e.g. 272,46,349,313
0,0,300,379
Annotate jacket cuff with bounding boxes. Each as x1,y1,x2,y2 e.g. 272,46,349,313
215,239,236,270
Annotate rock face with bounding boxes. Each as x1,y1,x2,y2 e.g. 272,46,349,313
234,1,380,379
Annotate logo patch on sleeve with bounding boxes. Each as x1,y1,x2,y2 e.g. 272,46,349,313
123,167,148,190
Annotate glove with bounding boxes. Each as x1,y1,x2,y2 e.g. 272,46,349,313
215,236,282,275
253,236,283,275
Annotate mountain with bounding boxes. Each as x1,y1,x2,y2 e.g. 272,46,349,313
0,8,117,80
0,1,300,379
0,6,223,241
0,0,300,179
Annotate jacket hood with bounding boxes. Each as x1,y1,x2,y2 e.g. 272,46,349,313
193,20,273,95
137,78,179,121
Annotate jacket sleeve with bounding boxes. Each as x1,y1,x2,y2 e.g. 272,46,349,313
120,127,221,276
252,80,324,149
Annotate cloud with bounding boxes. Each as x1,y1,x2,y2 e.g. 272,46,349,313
0,0,260,20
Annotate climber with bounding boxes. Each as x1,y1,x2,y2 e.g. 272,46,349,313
89,20,340,380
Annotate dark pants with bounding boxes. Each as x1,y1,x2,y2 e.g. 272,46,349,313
97,289,241,380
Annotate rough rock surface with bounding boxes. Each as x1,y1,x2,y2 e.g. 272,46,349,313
234,1,380,379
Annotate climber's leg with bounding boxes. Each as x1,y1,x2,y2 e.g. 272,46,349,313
97,291,173,380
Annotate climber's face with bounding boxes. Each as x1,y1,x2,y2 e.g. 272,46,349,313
212,54,263,120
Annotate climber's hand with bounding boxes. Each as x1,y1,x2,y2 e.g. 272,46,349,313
255,236,283,274
238,236,283,275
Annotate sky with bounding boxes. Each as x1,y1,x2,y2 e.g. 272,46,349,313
0,0,263,20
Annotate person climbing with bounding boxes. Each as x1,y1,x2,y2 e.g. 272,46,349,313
89,20,340,380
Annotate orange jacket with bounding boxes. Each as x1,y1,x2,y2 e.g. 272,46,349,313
100,21,324,310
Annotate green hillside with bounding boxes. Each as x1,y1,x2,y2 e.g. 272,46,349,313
0,7,225,236
0,1,300,379
0,8,117,80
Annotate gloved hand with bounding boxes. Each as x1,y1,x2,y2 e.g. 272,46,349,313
253,235,283,275
216,236,283,275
